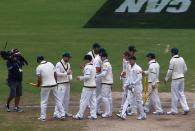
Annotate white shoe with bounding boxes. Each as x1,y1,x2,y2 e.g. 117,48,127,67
153,111,164,115
127,112,137,116
137,116,146,120
101,114,111,118
38,117,46,122
116,113,126,120
88,116,97,120
166,111,177,115
65,113,73,117
72,115,83,120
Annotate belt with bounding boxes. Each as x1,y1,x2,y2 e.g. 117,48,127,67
41,84,57,88
84,86,96,89
101,83,113,85
173,77,184,80
57,82,70,85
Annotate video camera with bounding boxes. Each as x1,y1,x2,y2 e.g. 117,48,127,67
0,43,28,66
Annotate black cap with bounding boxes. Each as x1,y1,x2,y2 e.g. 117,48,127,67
93,43,101,49
37,55,44,63
83,55,92,61
62,52,71,58
128,56,136,60
128,46,136,52
146,52,156,59
171,48,179,54
100,52,108,58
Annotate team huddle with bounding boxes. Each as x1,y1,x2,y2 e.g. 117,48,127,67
34,43,190,122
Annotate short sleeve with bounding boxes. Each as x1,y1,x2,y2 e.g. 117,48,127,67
36,67,41,76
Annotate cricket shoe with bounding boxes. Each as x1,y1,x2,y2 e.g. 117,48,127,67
182,110,189,115
5,104,11,112
127,112,137,116
65,113,73,117
72,115,83,120
153,111,164,115
166,111,177,115
101,114,112,118
38,117,46,122
88,116,97,120
137,116,146,120
97,111,103,116
116,113,126,120
14,107,23,113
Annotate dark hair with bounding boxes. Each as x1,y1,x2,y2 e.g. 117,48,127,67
128,46,136,52
100,52,108,58
123,51,130,56
128,56,136,60
93,43,101,49
83,55,92,61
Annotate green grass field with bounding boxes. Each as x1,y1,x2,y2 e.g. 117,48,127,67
0,0,195,130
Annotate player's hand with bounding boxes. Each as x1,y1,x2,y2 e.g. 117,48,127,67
120,72,126,77
152,85,156,89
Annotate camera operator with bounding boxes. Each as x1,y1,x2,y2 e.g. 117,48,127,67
1,49,28,112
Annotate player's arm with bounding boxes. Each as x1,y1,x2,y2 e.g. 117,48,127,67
96,66,109,78
55,64,69,77
149,67,158,87
165,60,174,82
37,75,42,87
77,68,91,81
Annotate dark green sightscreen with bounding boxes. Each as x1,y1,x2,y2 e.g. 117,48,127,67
85,0,195,28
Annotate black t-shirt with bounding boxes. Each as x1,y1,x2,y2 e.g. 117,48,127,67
7,60,23,82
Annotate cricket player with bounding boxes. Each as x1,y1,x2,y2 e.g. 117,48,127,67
165,48,189,115
87,43,101,62
117,56,146,120
120,51,130,111
36,56,65,121
88,45,106,115
53,52,73,119
143,53,163,115
96,52,113,118
126,46,137,115
73,55,97,120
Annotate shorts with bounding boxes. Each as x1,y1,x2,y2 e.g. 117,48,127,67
7,81,23,97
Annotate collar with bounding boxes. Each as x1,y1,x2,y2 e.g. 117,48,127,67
131,63,136,68
85,62,93,66
40,61,47,64
61,59,68,65
92,50,96,58
172,55,179,58
149,59,156,65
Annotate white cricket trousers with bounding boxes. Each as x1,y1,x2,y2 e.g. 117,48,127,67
101,84,113,116
120,78,137,113
121,86,146,118
54,83,71,117
121,78,128,109
76,87,97,118
171,78,189,113
40,86,65,119
96,77,102,113
144,83,163,113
